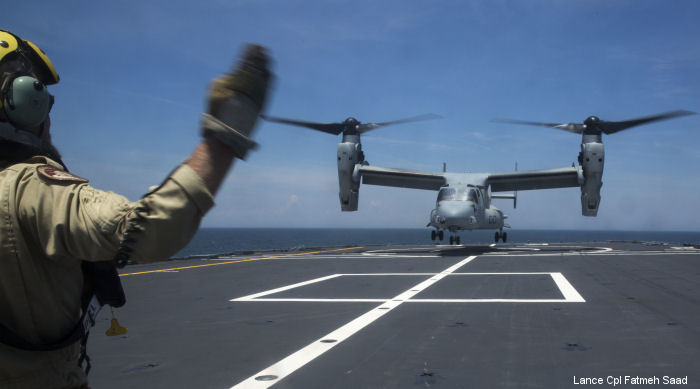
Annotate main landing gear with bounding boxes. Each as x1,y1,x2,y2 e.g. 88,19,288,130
494,230,507,243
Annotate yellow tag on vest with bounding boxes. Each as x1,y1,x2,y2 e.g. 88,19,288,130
106,317,128,336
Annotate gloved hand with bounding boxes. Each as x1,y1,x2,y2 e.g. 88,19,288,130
201,44,272,159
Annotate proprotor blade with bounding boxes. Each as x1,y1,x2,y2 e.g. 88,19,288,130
598,110,696,134
260,114,344,135
492,118,584,134
357,113,441,134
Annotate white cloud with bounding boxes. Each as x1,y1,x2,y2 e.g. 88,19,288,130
281,194,301,211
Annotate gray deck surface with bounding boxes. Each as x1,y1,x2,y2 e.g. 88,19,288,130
87,242,700,388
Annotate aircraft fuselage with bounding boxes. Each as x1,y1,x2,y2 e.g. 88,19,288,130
428,185,505,233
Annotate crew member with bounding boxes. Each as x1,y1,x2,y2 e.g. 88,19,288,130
0,29,272,388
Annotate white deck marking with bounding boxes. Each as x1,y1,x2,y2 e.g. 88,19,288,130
588,247,614,254
409,299,574,303
480,247,700,257
232,297,578,303
550,272,586,302
670,246,700,251
232,274,341,301
229,256,477,389
339,273,438,276
233,272,584,304
237,298,391,303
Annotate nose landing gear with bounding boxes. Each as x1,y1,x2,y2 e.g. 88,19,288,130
431,229,444,242
431,229,460,244
494,230,507,243
432,229,460,245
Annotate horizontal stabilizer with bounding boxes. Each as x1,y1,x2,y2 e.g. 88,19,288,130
492,193,517,208
491,194,515,199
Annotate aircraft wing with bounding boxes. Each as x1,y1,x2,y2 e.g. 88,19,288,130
488,166,583,192
358,165,446,190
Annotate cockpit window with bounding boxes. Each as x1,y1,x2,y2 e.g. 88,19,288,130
439,187,480,202
437,188,457,201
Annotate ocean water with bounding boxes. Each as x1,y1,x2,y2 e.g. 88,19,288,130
174,228,700,258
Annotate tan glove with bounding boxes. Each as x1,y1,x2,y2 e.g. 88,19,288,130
201,44,272,159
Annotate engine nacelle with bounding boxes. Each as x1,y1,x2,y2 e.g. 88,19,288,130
579,140,604,216
337,142,362,211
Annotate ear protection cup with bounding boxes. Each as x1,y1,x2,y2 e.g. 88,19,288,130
2,75,52,130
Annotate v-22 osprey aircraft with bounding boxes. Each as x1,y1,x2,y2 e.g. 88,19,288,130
262,110,694,244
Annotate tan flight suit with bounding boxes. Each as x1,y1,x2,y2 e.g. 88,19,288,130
0,155,214,388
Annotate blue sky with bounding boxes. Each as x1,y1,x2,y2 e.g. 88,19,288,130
6,0,699,230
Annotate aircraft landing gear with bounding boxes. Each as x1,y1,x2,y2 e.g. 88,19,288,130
431,230,436,241
449,235,461,245
494,230,508,243
431,230,444,243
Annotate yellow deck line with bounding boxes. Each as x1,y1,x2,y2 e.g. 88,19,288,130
120,246,364,277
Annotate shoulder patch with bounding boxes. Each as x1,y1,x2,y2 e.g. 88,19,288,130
37,165,89,184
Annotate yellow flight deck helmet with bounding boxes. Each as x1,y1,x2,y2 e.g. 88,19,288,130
0,29,59,131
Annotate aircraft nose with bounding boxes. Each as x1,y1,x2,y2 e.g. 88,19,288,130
438,202,475,227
